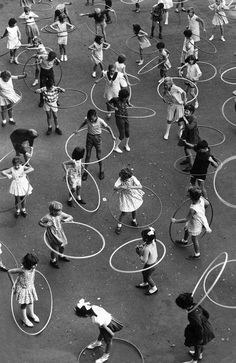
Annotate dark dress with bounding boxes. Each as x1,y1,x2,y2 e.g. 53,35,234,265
181,116,200,146
190,147,216,180
184,305,215,347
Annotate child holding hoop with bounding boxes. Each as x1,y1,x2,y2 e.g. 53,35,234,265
19,7,39,44
39,201,73,268
181,29,195,66
8,253,39,328
209,0,229,42
171,186,212,259
62,146,86,206
114,167,144,234
1,18,21,64
28,36,47,87
50,14,75,61
133,24,151,66
150,3,165,39
2,157,33,217
136,227,158,295
158,0,173,25
54,2,72,24
80,8,114,42
74,298,123,363
175,292,215,363
89,35,104,78
156,42,171,83
187,8,206,61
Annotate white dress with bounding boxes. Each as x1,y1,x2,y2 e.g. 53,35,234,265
210,3,228,26
137,30,151,49
15,268,38,305
68,160,82,189
91,41,103,64
186,197,210,236
9,166,33,197
7,26,21,50
103,71,127,101
114,176,144,212
188,14,201,42
114,61,126,73
56,21,68,45
0,76,21,106
186,63,202,81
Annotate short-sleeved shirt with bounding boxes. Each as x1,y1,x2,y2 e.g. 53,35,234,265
109,97,128,120
10,129,37,147
91,305,112,327
191,148,214,178
37,86,61,103
89,10,107,23
85,116,108,135
39,55,56,70
180,116,200,145
151,5,164,22
165,84,185,105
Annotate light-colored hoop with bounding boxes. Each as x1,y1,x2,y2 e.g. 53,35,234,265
179,62,217,83
173,155,221,176
44,221,105,259
221,67,236,85
109,238,166,274
14,47,52,66
5,89,22,111
32,1,53,11
222,96,236,127
11,270,53,336
40,24,77,34
157,77,199,105
0,240,18,267
198,125,225,147
48,88,88,109
137,56,166,75
0,150,14,180
119,0,144,4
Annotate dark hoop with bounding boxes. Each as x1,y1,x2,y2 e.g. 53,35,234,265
15,47,53,66
40,24,77,34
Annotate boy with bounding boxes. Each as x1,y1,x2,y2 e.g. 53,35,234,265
35,79,65,135
10,128,38,163
75,109,116,180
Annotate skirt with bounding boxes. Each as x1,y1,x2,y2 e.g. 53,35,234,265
212,13,228,26
15,285,38,305
9,177,33,197
99,317,123,343
58,35,68,45
0,90,21,106
26,23,39,39
139,36,151,49
46,226,68,248
68,174,82,189
119,189,144,212
7,39,21,50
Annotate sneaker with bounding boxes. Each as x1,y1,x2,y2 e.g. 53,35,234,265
14,58,19,65
20,210,28,217
136,59,141,63
124,145,130,152
175,8,179,13
209,35,214,41
115,225,122,234
96,354,110,363
15,210,20,218
106,112,112,119
138,59,144,66
181,7,186,11
221,36,226,42
0,262,8,272
99,171,105,180
50,260,60,269
186,254,201,260
114,146,123,153
163,133,169,140
9,57,14,64
87,340,102,349
175,239,188,245
131,220,138,227
92,71,96,78
9,118,15,125
82,172,88,181
136,282,149,288
182,360,198,363
76,198,86,205
67,199,73,207
194,101,199,109
2,120,6,127
32,79,38,86
64,55,68,61
55,127,62,135
28,314,40,323
189,350,203,360
145,287,158,295
60,55,64,61
22,319,34,328
46,126,52,135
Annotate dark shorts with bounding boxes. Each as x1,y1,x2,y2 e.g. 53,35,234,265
142,263,156,280
86,133,102,153
99,318,123,343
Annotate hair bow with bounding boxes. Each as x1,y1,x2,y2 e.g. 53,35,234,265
147,227,155,236
76,298,91,310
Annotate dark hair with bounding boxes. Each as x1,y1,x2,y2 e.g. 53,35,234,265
196,139,208,150
74,305,93,317
187,7,194,14
24,6,30,12
118,88,129,100
58,14,66,22
184,104,195,114
133,24,141,34
141,228,156,243
22,253,39,270
12,156,22,165
108,64,115,72
183,29,192,38
72,146,85,160
156,41,165,50
118,54,126,63
188,186,202,202
87,109,97,119
8,18,17,27
94,35,103,44
46,78,54,89
185,54,197,64
158,2,164,8
48,51,57,61
119,168,133,181
54,9,61,18
175,292,193,309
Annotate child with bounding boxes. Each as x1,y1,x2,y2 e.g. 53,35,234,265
209,0,229,42
35,78,65,135
10,128,38,164
190,140,219,199
150,3,165,39
39,201,73,268
158,0,173,25
89,35,104,78
179,55,202,109
54,2,72,24
2,157,33,217
104,0,113,24
171,186,212,259
133,24,151,66
62,146,86,206
136,227,158,295
156,42,171,82
175,292,215,363
0,70,26,127
19,7,39,44
107,88,132,153
1,18,21,65
114,168,144,234
175,0,186,13
187,8,206,60
74,298,123,363
0,243,7,271
8,253,39,328
133,0,141,13
50,14,75,61
181,29,195,66
28,36,47,87
80,8,114,42
75,109,116,181
178,104,200,171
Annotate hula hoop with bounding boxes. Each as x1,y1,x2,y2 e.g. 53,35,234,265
221,67,236,85
119,0,144,4
173,156,221,176
125,35,158,56
198,125,225,147
0,240,18,268
47,88,88,109
138,55,166,75
109,238,166,274
40,24,77,34
222,96,236,127
11,270,53,336
157,77,199,105
65,128,115,165
188,252,228,313
78,338,144,362
0,150,14,180
32,1,53,11
213,155,236,209
126,72,141,86
14,47,52,66
203,259,236,309
193,34,217,55
22,55,62,91
43,221,105,259
66,170,101,213
169,198,213,247
219,61,236,78
179,62,217,83
108,186,163,229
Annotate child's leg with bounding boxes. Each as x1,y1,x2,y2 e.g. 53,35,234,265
95,22,98,35
194,45,199,60
52,110,59,128
192,235,200,256
220,25,224,37
99,62,104,72
115,211,126,233
82,137,93,179
59,245,70,261
124,120,130,151
185,147,193,167
101,23,107,42
150,21,156,38
7,103,14,122
21,303,33,326
92,63,98,78
209,26,216,40
59,44,63,60
164,10,169,25
95,140,104,178
190,86,198,108
139,47,143,61
15,196,21,214
27,302,39,322
159,22,163,39
114,117,125,152
197,179,207,199
20,196,26,212
106,100,112,118
46,110,52,128
183,226,189,242
12,49,18,63
9,50,14,63
1,105,7,124
62,44,66,55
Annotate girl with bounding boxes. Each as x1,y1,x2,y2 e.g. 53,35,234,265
136,227,158,295
114,54,126,75
171,186,212,259
50,14,75,62
74,298,123,363
150,2,165,39
158,0,173,25
39,201,73,269
1,18,21,64
89,35,104,78
179,55,202,109
156,42,171,82
2,157,33,217
28,36,47,87
175,292,215,363
209,0,229,41
133,24,151,66
114,168,144,234
187,8,206,60
0,243,7,271
0,70,26,126
175,0,186,13
19,6,39,44
8,253,39,328
181,29,195,66
62,146,86,207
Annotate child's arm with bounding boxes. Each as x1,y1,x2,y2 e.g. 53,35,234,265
62,160,74,172
88,43,96,51
100,324,114,337
196,16,206,31
8,268,23,286
61,212,74,223
171,208,194,224
39,215,53,228
104,124,116,140
66,22,75,30
74,118,87,134
208,155,219,168
24,165,34,174
11,74,27,80
140,247,149,263
57,86,65,93
50,21,59,31
2,167,12,178
1,28,8,39
79,13,90,17
30,11,39,18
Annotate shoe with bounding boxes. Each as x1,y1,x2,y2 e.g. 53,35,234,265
145,288,158,295
182,360,198,363
22,319,34,328
131,220,138,227
181,7,186,11
95,354,110,363
99,171,105,180
9,57,14,64
32,79,38,86
189,350,203,360
209,35,214,41
50,260,60,269
186,254,201,260
163,134,169,140
9,118,15,125
76,198,86,205
114,146,123,153
2,120,6,127
138,59,144,66
87,340,102,349
115,226,122,235
55,127,62,135
82,172,88,181
64,55,68,61
15,210,20,218
60,55,64,61
38,101,44,107
175,239,188,245
28,314,40,323
106,112,111,119
221,36,226,42
92,71,96,78
180,159,189,165
0,263,8,272
124,145,130,152
14,58,19,65
175,8,179,13
46,126,52,135
20,210,28,217
159,33,163,39
136,283,149,288
59,256,70,262
67,199,73,207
